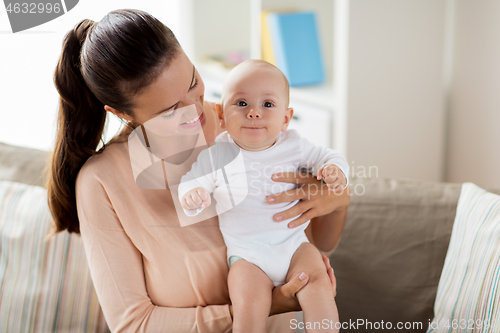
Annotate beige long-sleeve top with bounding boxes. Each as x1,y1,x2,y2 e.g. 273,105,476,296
75,126,294,333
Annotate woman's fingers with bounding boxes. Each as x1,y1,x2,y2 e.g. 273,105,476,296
322,255,337,297
283,272,309,298
273,199,310,222
269,171,350,221
267,185,308,205
328,267,337,297
322,255,331,269
272,172,319,185
288,209,317,228
269,272,309,316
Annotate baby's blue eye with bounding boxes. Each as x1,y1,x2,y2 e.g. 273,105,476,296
237,101,247,107
263,102,273,107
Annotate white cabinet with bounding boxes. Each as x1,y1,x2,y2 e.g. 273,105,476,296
287,101,331,148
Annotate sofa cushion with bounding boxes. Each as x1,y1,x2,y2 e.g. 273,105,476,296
427,183,500,333
330,177,462,332
0,180,109,332
0,142,49,188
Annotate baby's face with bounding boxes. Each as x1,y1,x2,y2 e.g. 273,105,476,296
217,64,292,151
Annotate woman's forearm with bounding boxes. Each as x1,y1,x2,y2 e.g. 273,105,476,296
308,188,350,255
309,205,347,254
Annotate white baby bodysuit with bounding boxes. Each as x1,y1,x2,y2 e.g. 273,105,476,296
178,129,349,286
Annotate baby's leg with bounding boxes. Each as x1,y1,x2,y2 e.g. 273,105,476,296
286,242,339,333
228,258,274,333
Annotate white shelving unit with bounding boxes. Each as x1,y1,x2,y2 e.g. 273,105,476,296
177,0,347,150
176,0,451,182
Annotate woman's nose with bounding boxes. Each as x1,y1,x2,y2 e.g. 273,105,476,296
247,108,261,119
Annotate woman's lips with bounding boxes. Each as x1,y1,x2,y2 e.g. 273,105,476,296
179,112,204,128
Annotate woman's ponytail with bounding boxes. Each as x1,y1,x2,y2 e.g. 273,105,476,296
47,19,106,234
46,9,181,235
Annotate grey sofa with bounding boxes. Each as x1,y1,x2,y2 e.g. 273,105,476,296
1,141,496,332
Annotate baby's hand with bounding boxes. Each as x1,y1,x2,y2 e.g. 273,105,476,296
316,164,347,193
181,187,211,211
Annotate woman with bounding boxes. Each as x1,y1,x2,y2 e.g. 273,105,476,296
47,9,350,333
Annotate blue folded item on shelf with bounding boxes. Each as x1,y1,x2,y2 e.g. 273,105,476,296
267,11,325,87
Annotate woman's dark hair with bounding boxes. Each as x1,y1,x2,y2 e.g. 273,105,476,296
46,9,180,234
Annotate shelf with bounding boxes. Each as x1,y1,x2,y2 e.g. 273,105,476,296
189,0,336,109
290,84,336,110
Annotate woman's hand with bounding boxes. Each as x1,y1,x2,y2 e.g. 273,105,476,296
322,255,337,297
269,271,309,316
269,255,337,316
227,257,338,318
267,172,349,229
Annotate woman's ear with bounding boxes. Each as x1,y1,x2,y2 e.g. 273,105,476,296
282,107,294,131
215,103,226,129
105,105,134,123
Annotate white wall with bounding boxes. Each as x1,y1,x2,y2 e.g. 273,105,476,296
2,0,499,189
446,0,500,189
0,1,183,151
346,0,448,181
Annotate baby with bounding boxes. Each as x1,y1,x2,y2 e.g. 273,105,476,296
178,60,347,333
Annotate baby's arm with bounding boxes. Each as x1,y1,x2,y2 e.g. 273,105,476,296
297,132,350,191
180,187,212,211
178,147,217,216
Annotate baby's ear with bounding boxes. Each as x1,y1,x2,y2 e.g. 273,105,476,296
282,107,294,131
215,103,223,118
215,103,226,129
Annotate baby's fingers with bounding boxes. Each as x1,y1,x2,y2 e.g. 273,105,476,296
197,189,211,208
316,165,326,180
327,181,344,194
319,164,339,181
181,197,190,210
182,195,198,210
190,191,203,207
324,174,339,184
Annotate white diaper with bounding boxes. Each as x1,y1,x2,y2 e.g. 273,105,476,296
225,230,310,287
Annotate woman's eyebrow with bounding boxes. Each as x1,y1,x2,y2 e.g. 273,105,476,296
152,66,195,116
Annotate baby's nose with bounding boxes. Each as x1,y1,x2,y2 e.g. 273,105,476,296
247,109,261,119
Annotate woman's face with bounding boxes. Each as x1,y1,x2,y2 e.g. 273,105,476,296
130,50,206,134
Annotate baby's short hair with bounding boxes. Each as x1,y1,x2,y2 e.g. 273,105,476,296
224,59,290,106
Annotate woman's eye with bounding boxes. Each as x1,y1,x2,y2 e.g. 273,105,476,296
263,102,274,107
189,77,199,92
236,101,247,107
161,109,176,119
